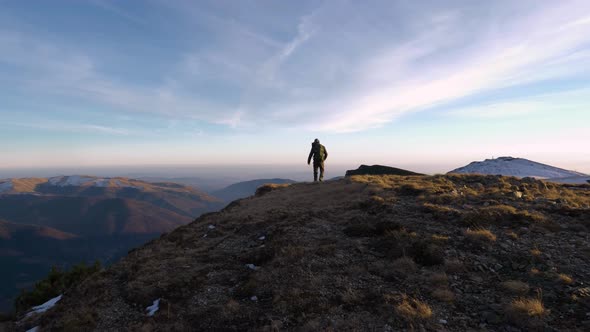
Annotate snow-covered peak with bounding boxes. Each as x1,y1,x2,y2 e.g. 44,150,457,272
0,180,13,193
48,175,96,187
449,157,587,179
46,176,143,189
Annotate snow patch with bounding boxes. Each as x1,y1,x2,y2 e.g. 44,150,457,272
250,296,258,301
246,264,258,271
93,179,110,187
26,327,39,332
0,180,13,193
258,235,266,241
114,180,143,189
26,294,62,317
146,298,160,317
208,225,216,230
48,176,95,187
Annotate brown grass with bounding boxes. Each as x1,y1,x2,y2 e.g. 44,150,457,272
431,289,455,302
506,298,546,321
505,230,518,239
395,296,433,321
391,257,417,274
557,273,573,284
464,228,497,242
428,272,448,286
530,247,542,257
431,234,450,243
501,280,530,295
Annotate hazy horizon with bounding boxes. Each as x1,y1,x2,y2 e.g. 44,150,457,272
0,157,588,181
1,1,589,170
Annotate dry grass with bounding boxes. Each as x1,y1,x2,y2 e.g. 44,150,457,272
530,247,542,257
431,289,455,302
395,296,433,321
428,272,448,286
431,234,450,243
557,273,574,284
506,298,546,321
505,230,518,239
391,257,418,274
464,228,497,242
501,280,530,295
529,268,541,277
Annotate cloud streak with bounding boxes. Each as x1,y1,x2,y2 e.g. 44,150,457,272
1,0,589,134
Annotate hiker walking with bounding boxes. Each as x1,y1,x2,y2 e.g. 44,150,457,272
307,138,328,182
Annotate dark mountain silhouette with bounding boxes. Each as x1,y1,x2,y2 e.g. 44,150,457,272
345,164,423,176
18,175,589,331
212,178,296,202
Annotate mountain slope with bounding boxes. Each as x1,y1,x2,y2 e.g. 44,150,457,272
24,175,590,331
0,195,191,236
0,219,77,241
212,178,296,202
449,157,586,179
0,176,225,313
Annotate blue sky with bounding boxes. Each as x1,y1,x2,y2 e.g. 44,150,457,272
1,0,589,173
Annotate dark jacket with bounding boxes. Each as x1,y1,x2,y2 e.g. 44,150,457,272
308,142,328,164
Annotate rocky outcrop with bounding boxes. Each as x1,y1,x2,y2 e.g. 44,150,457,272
345,164,423,176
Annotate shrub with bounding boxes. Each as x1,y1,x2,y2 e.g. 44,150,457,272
431,289,455,302
428,272,448,286
15,261,101,314
392,257,417,275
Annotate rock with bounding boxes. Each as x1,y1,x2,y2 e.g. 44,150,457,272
345,164,423,176
481,311,502,324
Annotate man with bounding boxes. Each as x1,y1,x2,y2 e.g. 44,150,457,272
307,138,328,182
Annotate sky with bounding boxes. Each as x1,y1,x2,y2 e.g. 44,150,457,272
1,0,589,174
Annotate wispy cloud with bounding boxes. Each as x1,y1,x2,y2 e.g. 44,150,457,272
1,0,589,134
1,120,132,136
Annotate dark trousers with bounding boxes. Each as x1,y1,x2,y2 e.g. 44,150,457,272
313,161,325,181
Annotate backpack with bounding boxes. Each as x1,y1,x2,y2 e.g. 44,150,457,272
313,143,325,161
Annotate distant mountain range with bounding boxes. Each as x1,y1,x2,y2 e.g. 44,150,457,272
449,157,588,182
0,176,224,312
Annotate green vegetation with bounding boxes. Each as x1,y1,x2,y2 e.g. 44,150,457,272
14,261,101,314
